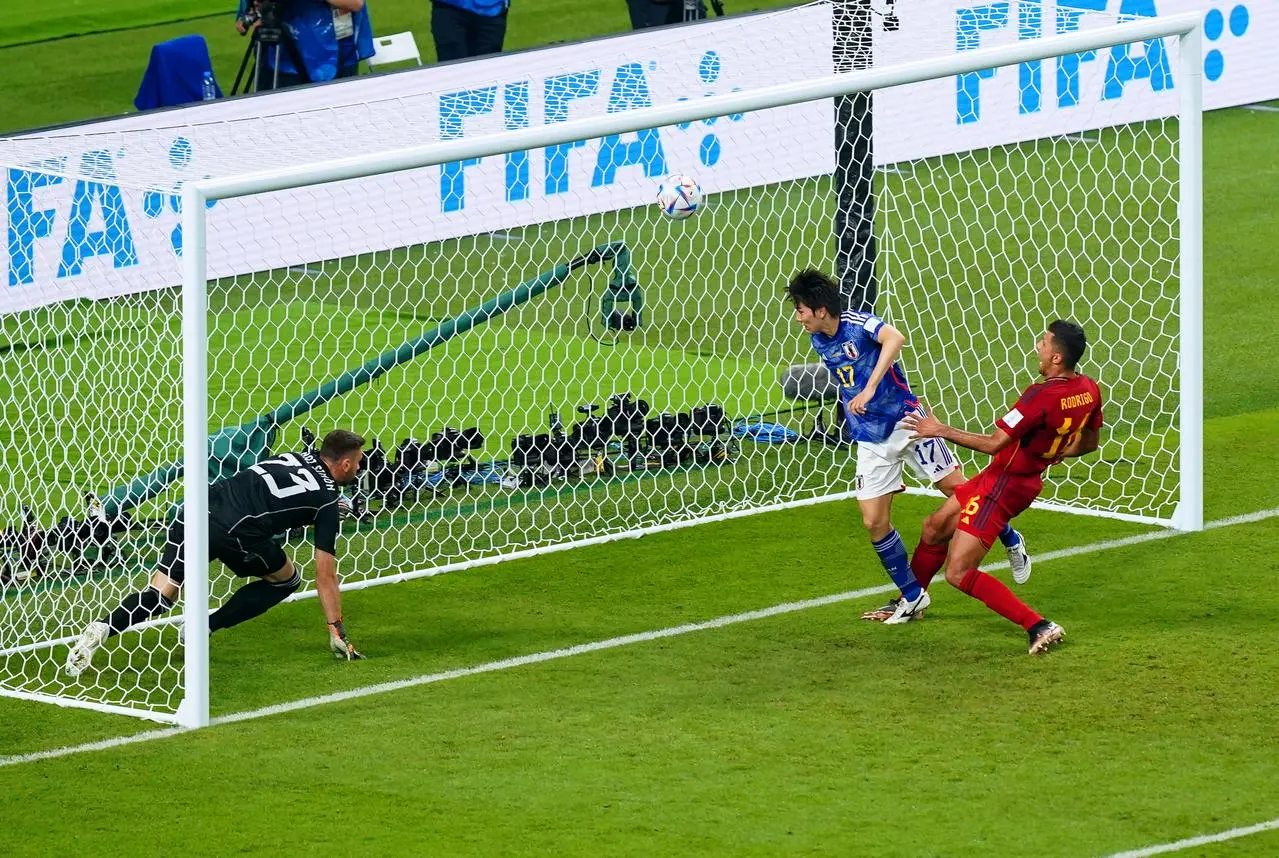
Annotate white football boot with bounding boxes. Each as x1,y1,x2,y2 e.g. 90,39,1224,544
65,621,110,678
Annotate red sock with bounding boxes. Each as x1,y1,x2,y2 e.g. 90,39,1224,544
911,540,948,590
957,568,1043,630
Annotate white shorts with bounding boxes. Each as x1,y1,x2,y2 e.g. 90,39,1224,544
855,426,960,500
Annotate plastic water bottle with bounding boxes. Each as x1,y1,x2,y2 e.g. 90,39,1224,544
201,71,217,101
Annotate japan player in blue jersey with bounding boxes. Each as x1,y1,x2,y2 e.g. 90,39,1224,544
787,269,1031,623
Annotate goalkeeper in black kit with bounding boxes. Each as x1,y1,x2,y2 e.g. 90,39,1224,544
66,430,367,678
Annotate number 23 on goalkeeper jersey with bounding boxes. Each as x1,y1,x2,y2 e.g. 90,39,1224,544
809,310,919,443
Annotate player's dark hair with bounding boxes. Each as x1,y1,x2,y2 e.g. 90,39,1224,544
320,429,366,460
1047,320,1087,369
786,268,842,319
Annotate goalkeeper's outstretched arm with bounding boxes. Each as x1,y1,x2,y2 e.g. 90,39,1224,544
315,549,363,660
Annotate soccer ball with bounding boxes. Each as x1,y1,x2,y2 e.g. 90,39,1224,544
656,174,703,220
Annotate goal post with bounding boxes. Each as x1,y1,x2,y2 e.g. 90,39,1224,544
1175,21,1204,534
180,182,210,729
0,10,1203,727
190,8,1204,521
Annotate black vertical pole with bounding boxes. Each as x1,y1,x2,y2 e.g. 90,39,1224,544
833,0,877,313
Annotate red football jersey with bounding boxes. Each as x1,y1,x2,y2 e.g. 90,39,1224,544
993,374,1104,475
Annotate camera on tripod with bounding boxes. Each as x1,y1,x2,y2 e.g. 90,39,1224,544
343,427,485,511
567,404,610,452
604,393,649,440
233,0,305,95
507,394,737,488
510,394,651,488
604,392,650,465
641,404,730,469
237,0,284,40
510,431,578,488
688,404,734,465
645,412,690,468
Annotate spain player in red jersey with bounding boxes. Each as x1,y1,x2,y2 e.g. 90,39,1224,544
900,320,1103,654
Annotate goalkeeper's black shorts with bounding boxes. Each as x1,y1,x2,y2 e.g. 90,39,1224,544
156,515,289,584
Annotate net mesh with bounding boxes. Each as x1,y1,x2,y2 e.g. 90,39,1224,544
878,120,1180,517
0,0,1183,718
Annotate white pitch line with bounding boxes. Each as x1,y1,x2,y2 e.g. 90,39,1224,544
0,725,190,766
214,583,894,726
1104,816,1279,857
3,504,1276,771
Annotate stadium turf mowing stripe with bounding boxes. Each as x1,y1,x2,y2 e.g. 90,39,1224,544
2,502,1276,769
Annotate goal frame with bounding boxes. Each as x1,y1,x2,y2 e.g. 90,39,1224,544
165,13,1203,728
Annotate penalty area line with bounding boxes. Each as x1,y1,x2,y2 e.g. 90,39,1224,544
2,504,1276,771
1103,816,1279,857
0,583,895,769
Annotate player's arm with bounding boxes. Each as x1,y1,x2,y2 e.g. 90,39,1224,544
902,406,1015,456
1061,425,1101,458
313,506,364,660
315,550,363,660
848,322,906,415
1062,403,1104,458
314,549,344,626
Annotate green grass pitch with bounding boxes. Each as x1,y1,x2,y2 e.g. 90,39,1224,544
2,4,1279,856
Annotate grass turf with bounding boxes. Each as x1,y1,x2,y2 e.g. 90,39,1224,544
1,4,1278,856
0,411,1275,855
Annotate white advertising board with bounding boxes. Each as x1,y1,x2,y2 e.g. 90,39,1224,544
1,0,1273,313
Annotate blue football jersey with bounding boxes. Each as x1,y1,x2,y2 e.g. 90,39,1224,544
809,310,919,443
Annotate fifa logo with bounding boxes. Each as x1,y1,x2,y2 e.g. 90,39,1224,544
6,136,213,286
438,64,668,213
436,50,745,213
953,0,1176,124
952,0,1254,124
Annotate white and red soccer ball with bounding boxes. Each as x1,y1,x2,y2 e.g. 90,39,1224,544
656,174,703,220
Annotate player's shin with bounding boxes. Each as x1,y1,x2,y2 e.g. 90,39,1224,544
910,540,948,590
956,568,1042,630
106,586,175,636
208,570,303,632
871,529,922,602
997,525,1021,548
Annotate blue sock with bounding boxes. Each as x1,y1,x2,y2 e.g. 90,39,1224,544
872,529,921,601
998,524,1021,548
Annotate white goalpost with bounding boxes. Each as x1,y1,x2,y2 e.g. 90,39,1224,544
0,7,1202,727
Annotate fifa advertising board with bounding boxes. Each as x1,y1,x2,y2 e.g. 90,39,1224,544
0,0,1275,313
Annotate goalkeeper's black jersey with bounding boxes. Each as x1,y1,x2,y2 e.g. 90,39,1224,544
209,451,342,556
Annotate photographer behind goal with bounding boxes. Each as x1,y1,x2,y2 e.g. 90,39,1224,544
236,0,375,91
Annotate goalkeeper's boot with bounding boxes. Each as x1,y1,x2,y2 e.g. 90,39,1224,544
1006,534,1032,585
65,621,110,678
1027,620,1065,655
861,597,902,622
884,589,931,625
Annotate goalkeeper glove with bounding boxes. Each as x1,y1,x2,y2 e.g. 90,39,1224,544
327,619,364,661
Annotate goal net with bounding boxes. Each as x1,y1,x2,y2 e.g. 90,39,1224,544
0,2,1201,724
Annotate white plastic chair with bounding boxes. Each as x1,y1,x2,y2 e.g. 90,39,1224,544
367,32,423,70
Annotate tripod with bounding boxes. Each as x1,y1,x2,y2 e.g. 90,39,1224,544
682,0,724,21
231,1,308,95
